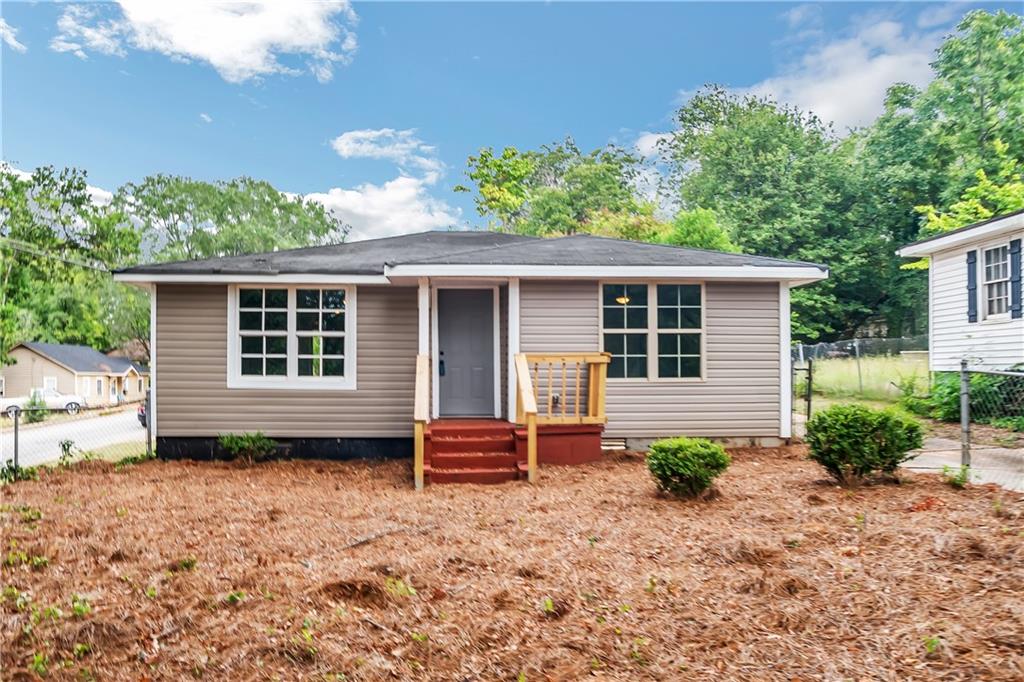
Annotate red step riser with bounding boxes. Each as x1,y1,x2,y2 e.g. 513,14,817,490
429,468,520,485
431,453,519,469
430,436,515,454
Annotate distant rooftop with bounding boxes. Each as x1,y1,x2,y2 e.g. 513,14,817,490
19,342,148,375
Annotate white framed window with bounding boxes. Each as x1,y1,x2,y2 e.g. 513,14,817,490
227,285,356,390
982,244,1010,318
0,376,5,396
138,378,143,392
600,282,705,381
82,377,91,397
96,378,103,397
43,376,58,392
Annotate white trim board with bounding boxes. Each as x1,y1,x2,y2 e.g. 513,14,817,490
779,282,792,439
115,273,388,285
388,264,827,282
897,212,1024,257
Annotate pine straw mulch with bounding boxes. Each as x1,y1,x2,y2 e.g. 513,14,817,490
1,447,1022,681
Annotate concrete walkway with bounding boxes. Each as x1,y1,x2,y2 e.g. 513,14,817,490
905,437,1023,492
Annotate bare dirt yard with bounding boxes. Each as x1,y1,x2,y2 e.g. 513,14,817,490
2,447,1022,681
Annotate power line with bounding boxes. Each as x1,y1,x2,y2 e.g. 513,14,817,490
0,237,110,272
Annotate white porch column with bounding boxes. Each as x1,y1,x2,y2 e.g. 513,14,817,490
779,282,792,439
417,277,430,355
507,277,520,422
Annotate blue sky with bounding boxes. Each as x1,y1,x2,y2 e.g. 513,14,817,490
1,1,1019,240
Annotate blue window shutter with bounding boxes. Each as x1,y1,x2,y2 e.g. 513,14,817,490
966,250,978,323
1011,239,1022,319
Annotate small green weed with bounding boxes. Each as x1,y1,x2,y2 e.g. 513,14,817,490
942,465,971,489
29,651,49,676
384,577,416,598
224,590,246,605
71,594,91,618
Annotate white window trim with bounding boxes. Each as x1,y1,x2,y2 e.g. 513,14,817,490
43,376,58,392
598,281,707,383
979,241,1011,322
226,285,357,390
81,376,91,397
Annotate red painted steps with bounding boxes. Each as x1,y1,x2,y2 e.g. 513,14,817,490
424,419,522,485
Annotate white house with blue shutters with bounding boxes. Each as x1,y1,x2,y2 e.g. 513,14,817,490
898,209,1024,372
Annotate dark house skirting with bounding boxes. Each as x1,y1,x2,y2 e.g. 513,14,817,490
156,437,413,461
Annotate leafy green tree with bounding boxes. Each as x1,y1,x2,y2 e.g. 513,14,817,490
902,141,1024,271
660,208,739,253
456,138,643,236
922,10,1024,192
666,86,878,340
0,166,139,363
117,175,349,261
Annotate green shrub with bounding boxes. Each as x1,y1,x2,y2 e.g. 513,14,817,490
805,403,923,486
925,371,1024,423
217,432,278,465
646,437,730,499
23,393,47,424
990,416,1024,432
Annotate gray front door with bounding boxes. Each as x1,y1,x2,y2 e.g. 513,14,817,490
438,289,494,417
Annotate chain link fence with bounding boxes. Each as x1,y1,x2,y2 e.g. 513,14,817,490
1,393,151,480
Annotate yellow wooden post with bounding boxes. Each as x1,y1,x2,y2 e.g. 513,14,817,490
595,360,607,420
414,421,424,491
527,411,537,484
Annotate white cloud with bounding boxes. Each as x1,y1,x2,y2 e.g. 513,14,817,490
3,163,113,205
331,128,444,182
305,175,461,242
634,131,671,159
50,1,358,83
199,112,213,124
738,17,939,131
1,17,28,53
917,2,968,29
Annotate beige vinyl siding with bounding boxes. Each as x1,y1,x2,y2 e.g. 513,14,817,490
520,280,781,438
0,347,77,398
930,237,1024,371
156,284,417,438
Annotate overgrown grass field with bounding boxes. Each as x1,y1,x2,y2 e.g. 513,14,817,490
798,353,929,402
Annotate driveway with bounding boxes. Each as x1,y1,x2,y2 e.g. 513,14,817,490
905,437,1023,492
0,409,145,468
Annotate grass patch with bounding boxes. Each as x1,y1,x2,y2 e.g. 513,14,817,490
798,354,928,402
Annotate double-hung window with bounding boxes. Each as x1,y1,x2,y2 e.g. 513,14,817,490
230,285,355,389
982,244,1010,318
601,283,704,380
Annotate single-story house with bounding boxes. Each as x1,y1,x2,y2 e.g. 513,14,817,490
114,231,828,486
897,209,1023,371
0,342,150,407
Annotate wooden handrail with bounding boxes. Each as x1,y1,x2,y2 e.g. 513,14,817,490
514,353,538,484
520,352,610,427
413,353,429,490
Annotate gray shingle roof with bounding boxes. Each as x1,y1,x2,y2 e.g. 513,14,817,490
20,342,147,375
115,230,826,275
402,234,826,269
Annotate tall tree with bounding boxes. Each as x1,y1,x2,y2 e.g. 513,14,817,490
117,175,350,261
0,166,139,363
665,86,878,341
456,138,643,236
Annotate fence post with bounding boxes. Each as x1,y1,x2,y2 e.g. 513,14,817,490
145,390,153,459
806,358,813,418
13,409,19,473
960,359,970,468
853,338,864,395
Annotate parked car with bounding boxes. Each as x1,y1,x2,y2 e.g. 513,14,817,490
137,402,146,428
1,388,85,417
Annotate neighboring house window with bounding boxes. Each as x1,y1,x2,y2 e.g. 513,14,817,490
43,376,57,392
229,286,355,389
602,284,649,378
656,284,703,378
96,378,103,396
82,377,91,396
0,376,4,396
601,283,704,380
983,244,1010,317
138,378,143,392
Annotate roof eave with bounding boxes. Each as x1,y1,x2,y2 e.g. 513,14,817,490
897,211,1024,257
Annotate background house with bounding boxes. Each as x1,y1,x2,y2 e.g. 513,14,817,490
898,210,1024,371
0,341,150,407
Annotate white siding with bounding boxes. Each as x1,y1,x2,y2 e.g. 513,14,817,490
930,234,1024,371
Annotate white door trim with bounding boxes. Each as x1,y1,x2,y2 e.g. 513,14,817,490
431,283,502,419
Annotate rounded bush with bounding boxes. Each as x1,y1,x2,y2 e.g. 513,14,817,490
646,437,731,499
805,404,923,486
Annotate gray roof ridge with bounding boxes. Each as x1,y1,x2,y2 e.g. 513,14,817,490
561,233,826,268
388,232,548,265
